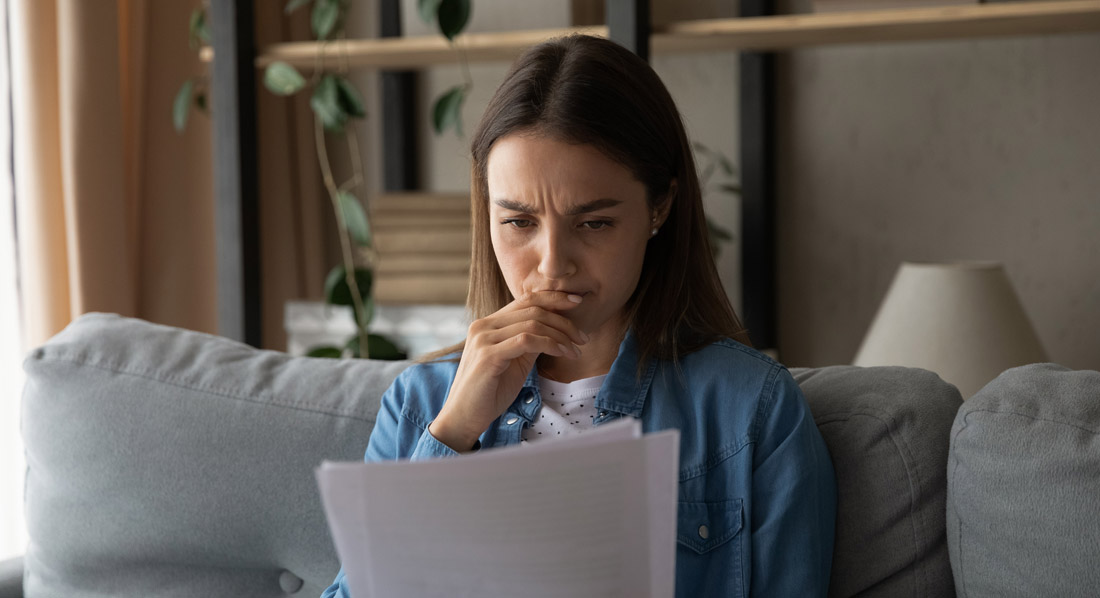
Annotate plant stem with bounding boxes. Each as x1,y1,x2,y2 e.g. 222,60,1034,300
456,38,474,92
314,117,370,359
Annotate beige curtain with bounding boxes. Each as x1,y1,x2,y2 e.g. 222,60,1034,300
10,0,217,351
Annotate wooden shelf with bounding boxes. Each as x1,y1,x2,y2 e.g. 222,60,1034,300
201,25,608,69
199,1,1100,69
657,0,1100,52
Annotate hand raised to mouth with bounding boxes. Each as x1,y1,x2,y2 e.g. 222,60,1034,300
429,290,590,452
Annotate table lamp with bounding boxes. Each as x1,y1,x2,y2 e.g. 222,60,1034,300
853,261,1047,399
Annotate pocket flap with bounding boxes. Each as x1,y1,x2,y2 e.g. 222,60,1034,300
677,498,744,554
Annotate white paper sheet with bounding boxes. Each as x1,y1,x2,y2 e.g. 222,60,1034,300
316,418,679,598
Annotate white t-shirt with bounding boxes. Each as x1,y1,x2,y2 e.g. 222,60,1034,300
521,374,606,444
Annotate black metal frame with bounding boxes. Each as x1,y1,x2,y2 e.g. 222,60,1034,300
606,0,650,61
380,0,418,191
738,0,777,350
212,0,779,351
211,0,261,346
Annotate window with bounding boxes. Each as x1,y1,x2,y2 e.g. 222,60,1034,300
0,0,27,560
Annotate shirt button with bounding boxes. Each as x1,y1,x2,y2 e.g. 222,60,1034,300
505,416,519,425
698,525,709,540
524,397,534,404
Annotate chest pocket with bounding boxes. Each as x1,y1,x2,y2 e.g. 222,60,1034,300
676,498,744,554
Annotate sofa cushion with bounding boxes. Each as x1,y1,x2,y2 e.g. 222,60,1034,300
21,313,410,598
792,366,962,598
946,363,1100,598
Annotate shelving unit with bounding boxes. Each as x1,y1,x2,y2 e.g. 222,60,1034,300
209,0,1100,350
202,1,1100,68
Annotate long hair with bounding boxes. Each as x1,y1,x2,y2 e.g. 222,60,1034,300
425,34,750,367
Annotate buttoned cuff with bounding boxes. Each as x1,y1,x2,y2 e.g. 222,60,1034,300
411,424,481,460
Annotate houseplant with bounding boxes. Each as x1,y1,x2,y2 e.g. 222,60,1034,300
175,0,474,359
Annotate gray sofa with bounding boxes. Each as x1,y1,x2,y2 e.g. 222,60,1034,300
2,313,1098,597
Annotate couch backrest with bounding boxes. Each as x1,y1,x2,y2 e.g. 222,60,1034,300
23,314,972,598
22,313,409,598
794,366,962,598
947,363,1100,598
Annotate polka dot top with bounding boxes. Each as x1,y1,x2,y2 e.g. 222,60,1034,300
520,374,607,444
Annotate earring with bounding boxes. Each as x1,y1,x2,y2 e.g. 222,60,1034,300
650,216,658,236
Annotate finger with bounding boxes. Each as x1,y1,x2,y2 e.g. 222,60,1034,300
481,305,589,346
488,321,583,357
485,327,579,362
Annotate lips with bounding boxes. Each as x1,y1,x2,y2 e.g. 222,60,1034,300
538,290,588,297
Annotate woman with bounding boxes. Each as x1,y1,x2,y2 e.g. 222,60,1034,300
323,34,835,597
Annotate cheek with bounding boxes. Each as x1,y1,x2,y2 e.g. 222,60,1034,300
490,233,526,293
595,235,649,296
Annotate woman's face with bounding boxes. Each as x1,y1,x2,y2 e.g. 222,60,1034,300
486,133,658,337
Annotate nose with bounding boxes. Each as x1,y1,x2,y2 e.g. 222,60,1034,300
536,224,576,280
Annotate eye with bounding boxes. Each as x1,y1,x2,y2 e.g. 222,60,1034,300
581,220,612,230
501,218,533,229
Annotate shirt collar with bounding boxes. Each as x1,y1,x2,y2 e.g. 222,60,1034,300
523,328,657,419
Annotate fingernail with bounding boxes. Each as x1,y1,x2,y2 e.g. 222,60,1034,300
557,344,569,356
573,343,583,357
579,331,590,343
567,294,583,303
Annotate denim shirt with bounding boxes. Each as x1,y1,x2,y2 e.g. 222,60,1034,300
322,331,836,598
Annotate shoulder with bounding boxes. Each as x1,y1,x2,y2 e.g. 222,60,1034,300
675,338,790,393
659,338,806,438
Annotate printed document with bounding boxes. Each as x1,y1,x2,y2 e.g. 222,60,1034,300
316,418,679,598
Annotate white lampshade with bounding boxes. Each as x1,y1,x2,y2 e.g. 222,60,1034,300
853,261,1047,399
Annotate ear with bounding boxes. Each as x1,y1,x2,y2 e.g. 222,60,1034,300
652,178,677,228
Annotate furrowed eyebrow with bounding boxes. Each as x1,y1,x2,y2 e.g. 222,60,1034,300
493,199,535,213
567,198,622,215
492,198,622,215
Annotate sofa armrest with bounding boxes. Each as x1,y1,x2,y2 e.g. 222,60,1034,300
0,556,23,598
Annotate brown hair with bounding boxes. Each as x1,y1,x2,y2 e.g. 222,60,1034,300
424,34,750,366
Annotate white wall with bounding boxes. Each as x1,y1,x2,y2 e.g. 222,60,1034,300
776,31,1100,369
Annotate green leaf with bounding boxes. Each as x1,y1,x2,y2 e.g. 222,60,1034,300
173,79,194,133
370,334,407,360
324,265,373,306
311,75,347,131
306,346,343,359
718,155,737,176
432,85,465,136
264,62,307,96
337,191,371,247
437,0,471,41
707,218,734,242
189,9,211,50
346,333,407,360
706,218,734,260
418,0,443,24
335,77,366,118
285,0,313,14
312,0,342,40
